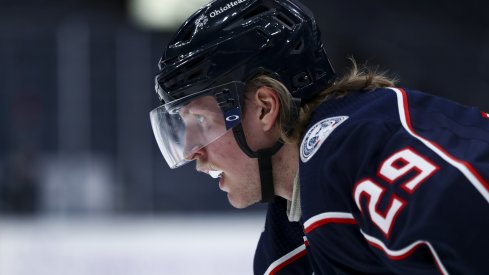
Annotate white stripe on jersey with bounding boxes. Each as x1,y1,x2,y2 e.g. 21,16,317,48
303,212,355,233
389,87,489,204
360,230,449,275
264,243,307,275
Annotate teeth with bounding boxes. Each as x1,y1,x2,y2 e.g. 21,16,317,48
209,170,223,179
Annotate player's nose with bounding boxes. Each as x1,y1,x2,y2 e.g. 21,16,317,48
183,128,205,161
184,144,205,161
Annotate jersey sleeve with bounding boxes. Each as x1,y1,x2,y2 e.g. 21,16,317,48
254,197,313,275
337,89,489,274
299,88,489,273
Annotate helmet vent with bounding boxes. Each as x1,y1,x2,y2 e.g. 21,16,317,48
291,38,304,54
242,5,270,20
187,67,205,81
182,28,194,42
223,5,270,32
162,54,209,89
180,25,196,44
274,13,295,30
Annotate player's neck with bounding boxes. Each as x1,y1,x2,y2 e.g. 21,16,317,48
272,142,299,201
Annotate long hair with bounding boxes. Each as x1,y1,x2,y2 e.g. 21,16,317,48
246,58,398,144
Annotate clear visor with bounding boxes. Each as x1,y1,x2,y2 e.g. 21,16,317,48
150,82,244,168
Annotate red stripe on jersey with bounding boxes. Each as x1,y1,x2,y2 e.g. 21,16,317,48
304,217,357,234
481,111,489,119
365,238,420,260
361,230,449,274
303,212,357,234
265,244,307,275
268,250,308,275
391,88,489,203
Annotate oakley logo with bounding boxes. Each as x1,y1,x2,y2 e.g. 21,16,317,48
210,0,247,18
226,115,240,122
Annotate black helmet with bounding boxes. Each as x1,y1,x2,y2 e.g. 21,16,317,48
155,0,335,104
153,0,335,203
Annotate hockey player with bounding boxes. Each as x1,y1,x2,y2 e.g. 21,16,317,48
149,0,489,273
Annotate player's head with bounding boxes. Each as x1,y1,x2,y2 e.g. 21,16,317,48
150,0,335,202
150,0,334,201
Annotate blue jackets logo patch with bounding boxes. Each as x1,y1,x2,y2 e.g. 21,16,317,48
300,116,349,162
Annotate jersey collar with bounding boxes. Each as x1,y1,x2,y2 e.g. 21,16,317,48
287,172,302,222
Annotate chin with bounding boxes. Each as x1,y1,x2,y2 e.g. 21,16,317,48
227,193,258,209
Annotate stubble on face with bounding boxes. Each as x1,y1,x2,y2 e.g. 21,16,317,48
200,131,262,209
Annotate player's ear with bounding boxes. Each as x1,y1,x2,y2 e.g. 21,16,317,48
254,86,280,132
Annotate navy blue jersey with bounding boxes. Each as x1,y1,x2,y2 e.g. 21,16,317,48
254,87,489,274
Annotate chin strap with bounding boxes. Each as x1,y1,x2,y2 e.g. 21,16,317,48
230,97,301,203
232,124,283,203
256,143,283,202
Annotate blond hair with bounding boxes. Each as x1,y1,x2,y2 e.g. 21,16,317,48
246,59,398,143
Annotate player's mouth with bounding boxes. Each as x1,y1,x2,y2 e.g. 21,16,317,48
207,169,226,191
196,163,223,179
208,166,227,191
209,170,223,179
196,163,227,190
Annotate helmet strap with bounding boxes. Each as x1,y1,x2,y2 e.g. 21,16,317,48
232,124,283,203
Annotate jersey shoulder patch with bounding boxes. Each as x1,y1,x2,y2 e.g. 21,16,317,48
300,116,349,163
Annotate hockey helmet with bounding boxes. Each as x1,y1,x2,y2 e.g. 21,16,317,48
150,0,335,169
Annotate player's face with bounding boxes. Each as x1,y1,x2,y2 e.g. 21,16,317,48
182,96,263,208
179,96,229,159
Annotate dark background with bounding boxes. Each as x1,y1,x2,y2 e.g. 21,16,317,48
0,0,487,216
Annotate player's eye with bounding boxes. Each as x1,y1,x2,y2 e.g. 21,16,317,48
195,114,205,124
194,114,211,130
